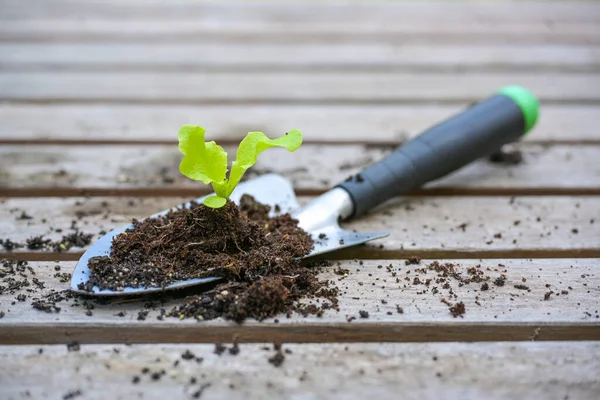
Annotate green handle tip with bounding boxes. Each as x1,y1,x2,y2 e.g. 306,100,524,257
497,85,539,134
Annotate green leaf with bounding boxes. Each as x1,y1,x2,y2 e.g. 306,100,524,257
203,195,227,208
226,129,303,195
177,125,303,209
178,125,228,188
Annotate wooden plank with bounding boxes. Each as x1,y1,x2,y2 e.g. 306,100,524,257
0,104,597,143
1,1,598,23
2,20,597,45
0,196,598,257
1,342,599,400
0,259,598,344
1,72,597,103
2,44,599,72
0,144,599,194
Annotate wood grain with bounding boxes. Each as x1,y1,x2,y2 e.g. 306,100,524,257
2,0,598,23
2,1,599,47
0,260,598,344
0,196,598,258
2,22,599,46
0,0,598,394
1,342,599,400
0,144,599,195
1,71,597,104
2,44,599,72
1,104,597,143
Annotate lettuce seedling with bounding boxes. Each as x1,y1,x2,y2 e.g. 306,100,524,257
178,125,303,208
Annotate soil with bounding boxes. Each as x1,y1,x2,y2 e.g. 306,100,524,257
67,341,81,352
449,301,465,318
488,148,523,165
62,390,82,400
82,195,338,323
0,231,93,252
493,275,507,287
268,344,286,367
405,256,421,265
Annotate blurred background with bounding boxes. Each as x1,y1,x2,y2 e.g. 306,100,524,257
0,0,598,191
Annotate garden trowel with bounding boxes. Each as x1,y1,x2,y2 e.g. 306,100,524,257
72,85,539,296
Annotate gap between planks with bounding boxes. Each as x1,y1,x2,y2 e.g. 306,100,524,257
2,322,598,345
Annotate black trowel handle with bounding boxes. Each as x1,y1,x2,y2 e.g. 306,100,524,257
336,85,539,219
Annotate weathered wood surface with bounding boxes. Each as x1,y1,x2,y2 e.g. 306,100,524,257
2,44,599,72
1,104,597,143
1,196,598,259
1,342,599,400
0,0,598,397
0,260,598,344
2,71,598,103
1,144,599,194
2,20,599,45
2,0,598,22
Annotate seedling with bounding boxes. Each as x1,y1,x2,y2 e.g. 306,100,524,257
178,125,303,208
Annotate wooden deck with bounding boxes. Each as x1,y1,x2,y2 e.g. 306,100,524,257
1,0,599,399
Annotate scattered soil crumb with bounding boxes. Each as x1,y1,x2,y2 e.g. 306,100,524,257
1,232,93,252
66,342,80,352
334,267,350,276
191,383,212,399
488,149,523,165
544,291,554,300
359,310,369,318
17,211,33,220
0,239,24,251
229,341,240,356
137,310,149,321
493,275,507,287
396,305,404,314
268,348,285,367
481,282,489,291
150,371,164,381
514,284,530,291
181,350,196,360
449,302,466,318
214,343,226,355
62,390,82,400
405,256,421,265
